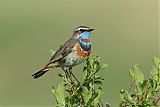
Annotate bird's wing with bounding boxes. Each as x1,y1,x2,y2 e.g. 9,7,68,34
49,38,78,63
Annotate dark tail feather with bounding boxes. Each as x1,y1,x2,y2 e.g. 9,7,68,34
32,62,57,79
32,69,49,79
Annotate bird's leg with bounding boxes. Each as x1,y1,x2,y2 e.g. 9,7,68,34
62,67,69,76
62,67,74,84
68,67,80,84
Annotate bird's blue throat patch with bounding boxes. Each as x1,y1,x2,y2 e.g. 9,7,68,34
79,32,91,51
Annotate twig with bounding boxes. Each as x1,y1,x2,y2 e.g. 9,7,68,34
128,79,136,93
143,79,150,100
98,99,104,107
154,93,160,104
72,85,80,96
80,95,84,107
124,79,135,107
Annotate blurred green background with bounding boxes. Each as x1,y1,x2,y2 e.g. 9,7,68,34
0,0,158,106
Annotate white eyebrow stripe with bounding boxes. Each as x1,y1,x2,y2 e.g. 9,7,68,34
75,27,89,31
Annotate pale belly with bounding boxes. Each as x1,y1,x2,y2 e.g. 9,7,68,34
63,50,86,67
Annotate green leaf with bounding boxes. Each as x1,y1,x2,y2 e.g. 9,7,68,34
87,92,98,105
100,64,108,70
52,83,65,106
82,67,88,80
152,56,160,69
95,76,104,80
94,80,103,85
94,88,103,106
129,65,144,84
81,86,92,104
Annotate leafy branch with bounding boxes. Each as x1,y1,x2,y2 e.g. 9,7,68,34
52,56,107,107
120,57,160,107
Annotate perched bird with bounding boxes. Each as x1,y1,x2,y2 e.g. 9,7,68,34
32,26,94,79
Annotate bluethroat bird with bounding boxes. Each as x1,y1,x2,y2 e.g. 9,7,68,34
32,26,94,79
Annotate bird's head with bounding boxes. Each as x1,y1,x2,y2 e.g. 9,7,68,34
72,26,94,51
72,26,94,40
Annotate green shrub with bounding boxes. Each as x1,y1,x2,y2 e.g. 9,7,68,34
120,57,160,107
52,56,107,107
51,52,160,107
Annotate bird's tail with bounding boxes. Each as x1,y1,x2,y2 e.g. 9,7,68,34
32,62,58,79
